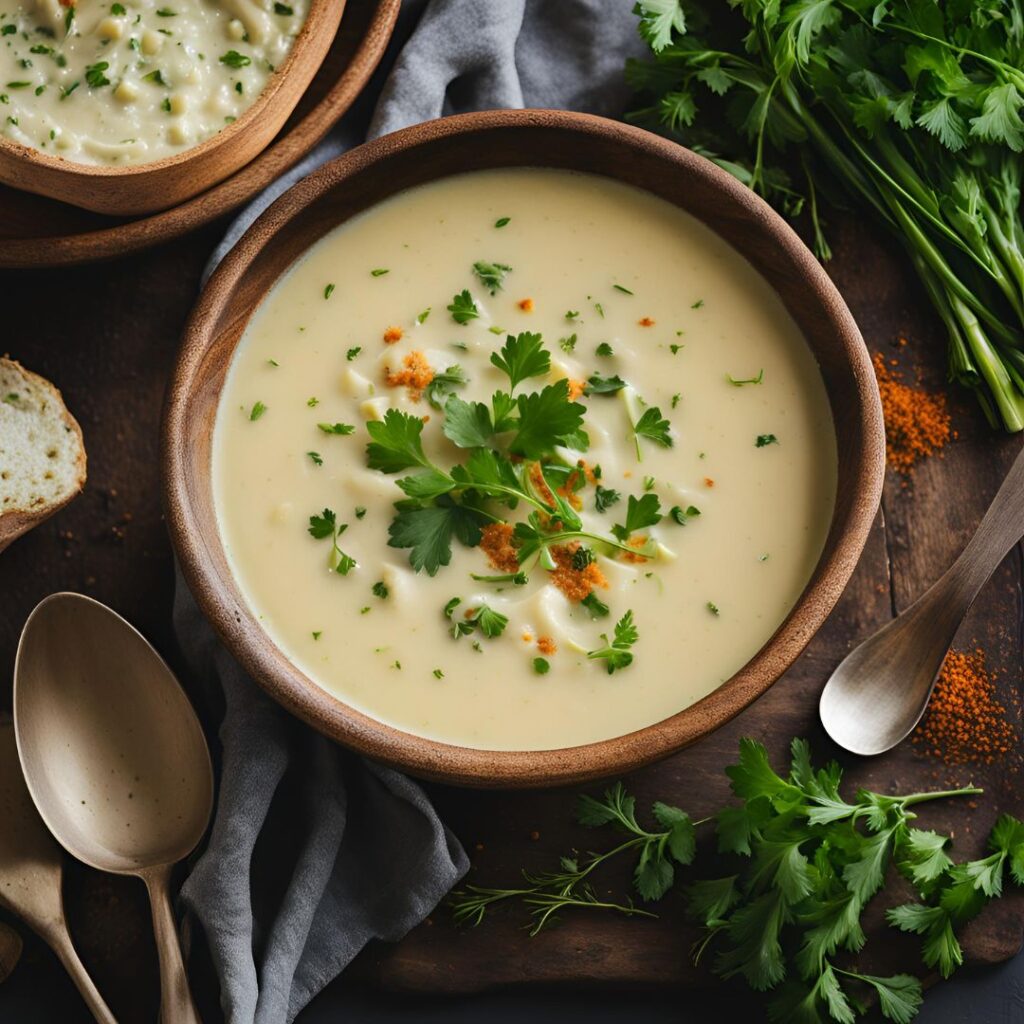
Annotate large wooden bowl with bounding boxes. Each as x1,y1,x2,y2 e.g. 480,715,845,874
0,0,345,216
162,110,886,788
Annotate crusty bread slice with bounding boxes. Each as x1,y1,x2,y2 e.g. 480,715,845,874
0,358,86,553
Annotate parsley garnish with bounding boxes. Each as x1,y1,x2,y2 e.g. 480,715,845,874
355,506,367,519
142,69,166,86
432,668,444,679
370,268,389,277
691,299,704,309
425,365,468,411
580,592,610,618
323,283,335,300
584,373,626,396
318,422,355,435
417,307,431,324
472,260,512,295
372,581,389,599
594,485,621,512
220,50,251,68
612,284,634,295
533,657,550,675
756,433,779,447
632,406,672,456
307,509,357,575
307,397,319,407
470,571,529,586
448,289,479,325
669,504,700,525
586,610,638,673
611,493,662,542
494,216,510,228
727,369,764,386
595,342,614,357
444,597,508,640
558,334,577,353
156,6,176,15
346,346,361,361
249,401,267,421
274,1,294,12
307,451,323,466
490,331,549,392
706,600,720,616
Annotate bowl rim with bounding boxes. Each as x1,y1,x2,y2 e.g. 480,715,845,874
162,108,885,789
0,0,340,179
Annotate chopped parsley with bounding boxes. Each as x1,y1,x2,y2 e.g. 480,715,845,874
586,610,638,674
425,365,468,411
669,343,683,354
581,592,610,618
691,299,704,309
323,283,335,300
671,392,681,408
584,373,626,396
756,433,779,447
307,396,319,407
571,546,595,570
274,1,294,12
372,581,389,599
632,406,672,455
611,493,662,543
307,451,323,466
706,601,720,616
220,50,251,68
433,668,444,679
533,657,550,675
727,369,764,386
142,69,167,86
643,475,656,492
444,597,508,640
417,307,431,324
472,260,512,295
564,310,580,321
355,506,367,519
595,342,614,357
317,422,355,435
448,289,479,324
249,401,267,421
669,505,701,525
370,267,389,277
346,347,361,361
494,216,511,228
558,333,577,353
156,6,177,15
307,509,357,575
312,631,322,640
612,284,634,295
594,484,621,512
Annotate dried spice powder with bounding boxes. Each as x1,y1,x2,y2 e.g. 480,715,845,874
873,350,952,473
912,648,1017,765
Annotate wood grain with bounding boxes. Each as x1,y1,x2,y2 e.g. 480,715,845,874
0,145,1020,1023
0,0,400,266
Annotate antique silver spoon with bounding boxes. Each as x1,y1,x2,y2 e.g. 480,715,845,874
820,444,1024,755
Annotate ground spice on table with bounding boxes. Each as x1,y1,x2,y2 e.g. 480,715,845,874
912,648,1017,765
872,350,952,473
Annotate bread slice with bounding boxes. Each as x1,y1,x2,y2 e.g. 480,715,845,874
0,358,87,553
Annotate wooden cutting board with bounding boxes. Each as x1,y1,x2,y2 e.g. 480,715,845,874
0,211,1020,1020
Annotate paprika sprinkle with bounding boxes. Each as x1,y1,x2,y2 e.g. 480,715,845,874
873,350,952,473
912,648,1017,766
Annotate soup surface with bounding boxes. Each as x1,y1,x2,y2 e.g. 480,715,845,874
0,0,306,164
213,168,837,751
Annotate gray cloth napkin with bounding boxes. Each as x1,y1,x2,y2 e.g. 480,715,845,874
178,3,647,1023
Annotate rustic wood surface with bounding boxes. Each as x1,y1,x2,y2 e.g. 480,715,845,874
0,212,1021,1020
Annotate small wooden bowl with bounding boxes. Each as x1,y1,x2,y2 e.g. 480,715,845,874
163,110,886,789
0,0,345,216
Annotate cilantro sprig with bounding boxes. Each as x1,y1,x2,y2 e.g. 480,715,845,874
450,737,999,1024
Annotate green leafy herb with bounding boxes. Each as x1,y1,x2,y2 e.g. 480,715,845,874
372,581,389,599
756,434,779,448
585,373,627,396
346,347,361,361
444,597,508,640
323,283,335,300
354,506,367,519
612,283,634,295
586,610,639,674
142,69,166,86
596,342,614,357
307,451,323,466
472,260,512,295
156,6,176,15
581,592,610,618
594,485,621,513
611,493,662,543
490,332,549,391
318,422,355,435
370,268,389,277
249,401,267,421
219,50,250,68
706,600,720,616
559,334,577,353
728,370,764,386
307,509,357,575
85,61,110,87
533,657,550,675
495,216,510,228
417,307,431,324
425,365,469,411
274,1,293,13
669,504,700,525
633,407,672,452
448,289,479,325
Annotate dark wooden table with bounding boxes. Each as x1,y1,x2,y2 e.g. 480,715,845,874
1,205,1022,1021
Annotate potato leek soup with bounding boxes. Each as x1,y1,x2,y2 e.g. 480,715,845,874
0,0,307,164
213,168,837,751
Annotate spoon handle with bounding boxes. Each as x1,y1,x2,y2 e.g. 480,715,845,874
936,443,1024,609
44,921,118,1024
142,865,202,1024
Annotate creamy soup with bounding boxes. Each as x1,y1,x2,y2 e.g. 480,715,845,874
0,0,306,164
213,168,837,751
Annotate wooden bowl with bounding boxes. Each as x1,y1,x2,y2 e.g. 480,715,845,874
162,110,886,789
0,0,345,216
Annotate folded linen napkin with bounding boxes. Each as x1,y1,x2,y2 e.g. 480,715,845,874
177,3,647,1022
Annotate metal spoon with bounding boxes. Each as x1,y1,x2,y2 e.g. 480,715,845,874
820,444,1024,755
0,719,116,1023
14,593,213,1024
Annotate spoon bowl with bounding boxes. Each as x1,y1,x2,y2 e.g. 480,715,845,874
14,592,213,1023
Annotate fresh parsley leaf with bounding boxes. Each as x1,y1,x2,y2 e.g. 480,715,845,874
509,380,586,458
425,364,469,411
308,508,336,539
612,283,635,294
559,334,577,353
366,409,431,473
307,451,323,466
756,434,779,447
448,289,479,325
472,260,512,294
728,369,764,386
596,342,614,357
594,485,621,512
346,347,361,361
490,332,550,391
584,373,627,395
442,395,495,448
581,592,610,618
444,598,508,640
220,50,251,68
611,493,662,541
372,581,389,599
249,401,267,421
533,657,550,674
633,407,672,449
587,610,639,673
318,422,355,435
85,61,110,88
669,504,700,524
389,497,483,576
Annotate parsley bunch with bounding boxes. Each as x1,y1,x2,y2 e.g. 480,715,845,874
449,737,1017,1023
628,0,1024,431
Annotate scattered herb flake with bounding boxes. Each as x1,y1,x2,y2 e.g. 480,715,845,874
533,657,550,675
448,289,479,325
249,401,267,421
756,433,779,447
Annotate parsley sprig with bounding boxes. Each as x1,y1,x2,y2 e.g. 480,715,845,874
307,509,357,575
450,738,1000,1024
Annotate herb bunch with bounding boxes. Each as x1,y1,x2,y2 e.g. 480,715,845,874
628,0,1024,430
449,737,1023,1023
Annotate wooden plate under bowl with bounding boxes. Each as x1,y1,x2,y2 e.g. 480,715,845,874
0,0,400,266
162,109,886,789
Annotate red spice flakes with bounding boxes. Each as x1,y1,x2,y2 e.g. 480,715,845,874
566,378,586,401
536,636,557,656
383,326,404,344
550,542,608,602
555,467,584,510
872,350,952,474
621,535,651,564
638,317,655,327
385,351,434,401
912,648,1017,766
528,462,555,506
703,477,715,488
479,523,520,573
518,298,534,312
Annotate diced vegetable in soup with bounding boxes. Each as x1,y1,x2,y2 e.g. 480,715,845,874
213,168,837,751
0,0,306,164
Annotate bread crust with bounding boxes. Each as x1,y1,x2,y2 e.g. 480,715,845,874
0,358,87,553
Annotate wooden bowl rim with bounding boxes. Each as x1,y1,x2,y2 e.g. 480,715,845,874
0,0,341,181
163,109,885,789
